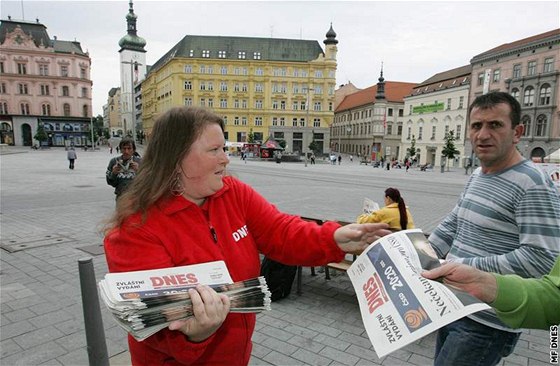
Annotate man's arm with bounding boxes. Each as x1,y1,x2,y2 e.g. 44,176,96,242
428,205,459,259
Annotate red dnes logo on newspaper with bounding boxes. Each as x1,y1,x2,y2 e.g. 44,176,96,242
150,273,199,288
363,273,389,314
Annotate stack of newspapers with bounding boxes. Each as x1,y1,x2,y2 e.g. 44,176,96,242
98,260,271,341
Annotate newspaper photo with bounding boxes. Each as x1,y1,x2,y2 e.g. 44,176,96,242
362,197,380,215
347,229,491,358
98,260,271,341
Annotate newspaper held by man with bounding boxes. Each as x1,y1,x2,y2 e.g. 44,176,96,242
98,260,271,341
347,229,491,358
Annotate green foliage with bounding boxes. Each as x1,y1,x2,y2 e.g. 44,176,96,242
442,131,461,171
247,128,255,143
34,125,48,143
407,135,417,158
308,140,320,154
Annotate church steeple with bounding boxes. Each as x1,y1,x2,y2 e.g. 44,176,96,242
118,0,146,52
375,63,386,100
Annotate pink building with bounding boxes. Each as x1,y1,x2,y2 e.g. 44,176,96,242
0,17,93,147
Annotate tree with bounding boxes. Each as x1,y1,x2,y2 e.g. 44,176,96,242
278,140,286,149
441,131,460,171
247,128,255,143
34,125,48,146
407,135,417,159
308,140,320,155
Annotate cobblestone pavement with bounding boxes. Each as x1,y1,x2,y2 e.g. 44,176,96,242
0,147,553,365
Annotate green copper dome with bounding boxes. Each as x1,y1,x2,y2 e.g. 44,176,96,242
119,34,146,50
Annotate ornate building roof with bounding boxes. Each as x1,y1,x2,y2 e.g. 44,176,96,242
118,0,146,52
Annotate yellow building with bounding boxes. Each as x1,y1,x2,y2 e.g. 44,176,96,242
142,25,338,155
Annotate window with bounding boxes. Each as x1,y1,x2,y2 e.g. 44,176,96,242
477,73,484,86
458,96,464,109
242,100,248,109
199,82,206,91
241,117,247,126
62,86,69,96
418,126,423,140
255,83,263,93
220,98,228,108
329,102,333,112
184,97,192,106
272,100,278,109
234,117,240,125
42,104,51,116
397,125,403,136
40,84,50,95
202,50,210,58
0,62,4,73
535,115,547,137
218,51,226,58
237,51,246,59
255,117,263,126
60,65,68,77
279,100,285,110
209,98,215,108
189,50,194,57
407,127,411,140
0,102,8,114
492,69,500,82
446,98,451,110
277,117,284,126
199,98,206,107
539,84,552,105
456,125,461,140
523,87,535,106
81,88,87,98
82,105,88,117
184,81,192,90
299,118,306,127
242,83,248,92
314,102,321,111
513,64,521,78
255,68,263,76
272,117,278,126
300,101,306,111
315,70,323,78
543,57,554,73
223,116,228,125
63,103,70,116
527,61,536,76
387,108,393,117
253,52,261,60
313,118,321,128
431,126,436,140
17,63,27,74
234,99,240,108
20,103,30,115
18,83,28,94
521,115,531,136
207,82,214,91
81,68,87,79
292,118,298,127
184,65,192,73
221,66,227,75
409,105,413,115
511,88,520,101
234,83,240,92
445,125,449,135
39,64,49,76
220,82,228,92
0,83,5,94
292,101,298,111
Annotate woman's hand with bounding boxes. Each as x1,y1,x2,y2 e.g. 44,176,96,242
334,223,391,254
168,285,231,342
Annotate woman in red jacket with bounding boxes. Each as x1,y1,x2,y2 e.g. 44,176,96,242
104,106,390,366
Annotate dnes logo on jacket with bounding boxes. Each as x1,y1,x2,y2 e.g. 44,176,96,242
232,225,249,242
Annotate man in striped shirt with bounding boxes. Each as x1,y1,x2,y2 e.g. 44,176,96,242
429,92,560,366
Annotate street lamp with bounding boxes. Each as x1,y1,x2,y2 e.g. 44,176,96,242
121,60,142,141
346,126,351,154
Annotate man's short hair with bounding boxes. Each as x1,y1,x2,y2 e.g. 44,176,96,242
119,137,136,150
468,92,521,127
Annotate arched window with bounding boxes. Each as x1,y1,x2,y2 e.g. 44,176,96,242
82,105,88,117
0,102,8,115
523,87,535,106
511,88,520,101
41,104,51,116
63,103,71,116
539,84,552,105
20,103,30,115
535,115,547,137
521,115,531,137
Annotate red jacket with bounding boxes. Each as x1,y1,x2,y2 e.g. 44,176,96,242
104,176,344,365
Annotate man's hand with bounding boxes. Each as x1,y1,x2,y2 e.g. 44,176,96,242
168,285,230,342
422,262,498,303
334,223,391,254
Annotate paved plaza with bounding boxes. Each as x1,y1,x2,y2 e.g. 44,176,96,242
0,146,553,365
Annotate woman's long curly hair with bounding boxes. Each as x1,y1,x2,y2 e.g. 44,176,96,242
385,187,408,230
104,107,224,233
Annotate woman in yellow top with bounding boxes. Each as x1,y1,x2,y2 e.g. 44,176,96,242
357,187,415,231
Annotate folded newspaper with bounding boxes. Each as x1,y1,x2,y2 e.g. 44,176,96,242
362,197,380,215
98,260,271,341
347,229,491,358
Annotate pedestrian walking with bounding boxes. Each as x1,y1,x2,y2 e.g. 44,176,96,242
67,147,77,170
337,155,342,165
350,155,353,162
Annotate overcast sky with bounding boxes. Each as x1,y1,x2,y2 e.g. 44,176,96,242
1,0,559,115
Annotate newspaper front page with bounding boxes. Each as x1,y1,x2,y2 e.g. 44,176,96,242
348,229,491,358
